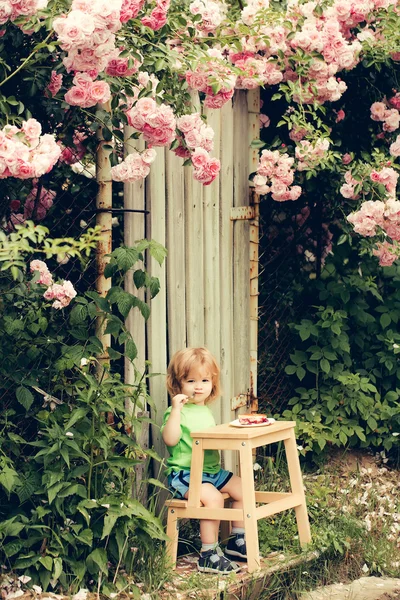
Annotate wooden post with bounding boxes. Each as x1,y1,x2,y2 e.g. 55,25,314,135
95,102,112,374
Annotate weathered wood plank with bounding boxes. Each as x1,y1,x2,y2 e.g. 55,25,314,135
185,93,205,348
232,91,251,418
203,106,221,422
124,131,146,384
247,89,261,404
219,98,235,470
166,151,186,356
146,147,168,465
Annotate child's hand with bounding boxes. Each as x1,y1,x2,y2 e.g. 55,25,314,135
171,394,191,410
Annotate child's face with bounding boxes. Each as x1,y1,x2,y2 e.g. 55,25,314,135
181,366,213,405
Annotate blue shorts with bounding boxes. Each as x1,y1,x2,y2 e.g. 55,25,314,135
168,469,233,499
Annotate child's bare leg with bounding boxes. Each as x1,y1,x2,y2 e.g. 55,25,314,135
220,475,244,528
184,483,224,544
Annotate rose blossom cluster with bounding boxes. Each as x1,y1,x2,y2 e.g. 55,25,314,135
389,135,400,157
373,241,397,267
64,72,111,108
174,113,220,185
59,131,87,165
125,97,176,147
141,0,170,30
0,0,48,26
30,260,77,309
254,150,301,201
370,166,399,197
0,119,61,180
340,170,360,199
295,138,330,171
44,281,78,309
111,147,156,182
186,48,236,109
105,51,141,77
120,0,145,21
189,0,225,34
53,0,123,76
347,196,400,267
370,101,400,133
45,71,63,97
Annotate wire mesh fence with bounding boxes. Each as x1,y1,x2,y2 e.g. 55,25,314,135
257,195,326,416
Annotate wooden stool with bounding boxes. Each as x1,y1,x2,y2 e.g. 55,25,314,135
166,493,231,566
165,421,311,573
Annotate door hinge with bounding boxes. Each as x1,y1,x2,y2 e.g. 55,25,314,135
230,206,255,221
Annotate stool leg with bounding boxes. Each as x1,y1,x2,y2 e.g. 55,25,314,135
284,429,311,547
187,437,204,508
239,444,260,573
166,508,179,570
220,499,232,544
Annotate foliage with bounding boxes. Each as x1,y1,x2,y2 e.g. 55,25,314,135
0,226,168,593
282,242,400,455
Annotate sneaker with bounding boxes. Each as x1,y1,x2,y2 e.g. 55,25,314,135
225,534,247,560
198,546,240,574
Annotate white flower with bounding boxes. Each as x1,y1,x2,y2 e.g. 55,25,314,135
297,445,304,451
65,431,74,438
80,357,88,367
72,589,89,600
362,563,369,573
79,220,88,228
392,432,399,437
18,576,31,584
32,585,42,594
253,462,262,471
101,503,110,509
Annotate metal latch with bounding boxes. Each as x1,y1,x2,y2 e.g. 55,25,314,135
231,391,258,411
230,206,255,221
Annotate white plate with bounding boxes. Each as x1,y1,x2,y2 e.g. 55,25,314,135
229,418,276,428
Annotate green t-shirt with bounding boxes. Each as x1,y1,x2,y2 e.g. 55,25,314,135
162,403,220,475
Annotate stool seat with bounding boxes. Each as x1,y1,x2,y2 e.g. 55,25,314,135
165,420,311,573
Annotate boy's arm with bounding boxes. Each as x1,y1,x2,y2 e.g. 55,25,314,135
162,394,188,447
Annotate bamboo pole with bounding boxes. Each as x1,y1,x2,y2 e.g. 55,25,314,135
95,102,113,375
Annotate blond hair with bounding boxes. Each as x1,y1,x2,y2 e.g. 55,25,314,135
166,347,221,404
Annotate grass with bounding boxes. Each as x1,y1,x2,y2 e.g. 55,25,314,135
162,447,400,600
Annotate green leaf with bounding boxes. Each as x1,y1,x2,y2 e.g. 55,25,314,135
112,247,140,272
296,367,306,381
116,291,135,318
320,359,330,374
0,466,19,494
39,556,53,571
367,416,377,430
16,386,34,411
102,514,119,539
250,139,266,149
86,548,108,575
52,557,63,582
285,365,297,375
125,338,137,361
380,313,391,329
